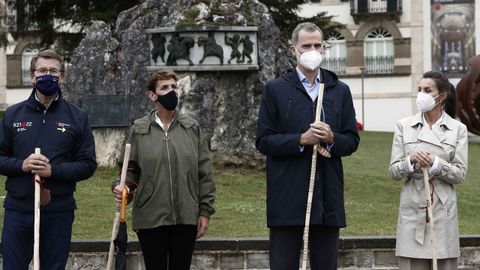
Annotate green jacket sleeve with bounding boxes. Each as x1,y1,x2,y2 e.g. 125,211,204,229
197,126,216,218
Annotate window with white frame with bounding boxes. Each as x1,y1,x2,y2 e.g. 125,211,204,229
21,44,40,85
364,28,394,74
323,32,346,74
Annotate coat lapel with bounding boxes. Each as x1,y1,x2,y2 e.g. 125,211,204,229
434,111,456,144
431,124,447,144
282,68,309,94
418,125,442,147
410,112,443,147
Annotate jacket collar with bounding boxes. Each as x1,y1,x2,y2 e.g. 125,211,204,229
138,109,196,131
409,111,454,130
295,67,321,84
26,88,63,111
281,67,338,93
409,111,456,146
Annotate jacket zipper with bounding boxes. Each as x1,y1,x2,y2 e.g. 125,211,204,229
42,109,47,124
164,129,177,224
39,108,47,150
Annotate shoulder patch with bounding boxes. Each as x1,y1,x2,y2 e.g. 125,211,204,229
177,115,198,129
133,119,151,135
133,124,150,135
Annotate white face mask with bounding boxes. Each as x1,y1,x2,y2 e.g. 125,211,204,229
416,92,440,112
295,48,323,71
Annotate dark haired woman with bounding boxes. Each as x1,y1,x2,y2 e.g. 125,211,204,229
389,71,467,270
112,70,216,270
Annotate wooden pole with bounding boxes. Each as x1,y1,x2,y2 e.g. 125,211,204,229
422,167,438,270
33,148,41,270
106,143,131,270
301,84,325,270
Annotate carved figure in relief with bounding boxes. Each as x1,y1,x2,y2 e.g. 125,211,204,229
166,33,194,66
224,33,242,64
198,32,224,65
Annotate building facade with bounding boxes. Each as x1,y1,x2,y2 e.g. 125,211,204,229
300,0,479,131
1,0,54,108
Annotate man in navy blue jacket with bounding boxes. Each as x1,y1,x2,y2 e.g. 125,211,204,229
256,22,360,269
0,49,97,269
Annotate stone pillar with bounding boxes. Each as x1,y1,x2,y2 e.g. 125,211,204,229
409,0,427,112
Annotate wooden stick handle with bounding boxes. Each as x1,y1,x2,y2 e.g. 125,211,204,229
106,143,131,269
301,84,325,270
33,148,41,270
422,167,438,270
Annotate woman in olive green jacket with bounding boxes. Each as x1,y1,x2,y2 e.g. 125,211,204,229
113,70,216,270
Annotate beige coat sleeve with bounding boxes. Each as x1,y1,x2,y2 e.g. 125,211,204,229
389,120,412,181
432,124,468,184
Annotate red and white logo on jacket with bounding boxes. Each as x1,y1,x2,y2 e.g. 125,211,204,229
13,121,32,132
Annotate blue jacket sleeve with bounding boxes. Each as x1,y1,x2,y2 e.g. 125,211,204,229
0,115,25,176
255,82,304,157
50,114,97,182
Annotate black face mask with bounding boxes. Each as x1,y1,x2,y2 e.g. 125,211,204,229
157,90,178,111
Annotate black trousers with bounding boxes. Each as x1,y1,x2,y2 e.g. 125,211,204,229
269,225,340,270
136,225,197,270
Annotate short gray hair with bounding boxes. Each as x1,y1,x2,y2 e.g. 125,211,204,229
291,22,323,45
30,49,65,74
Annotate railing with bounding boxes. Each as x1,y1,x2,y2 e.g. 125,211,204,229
370,0,387,12
323,57,347,75
351,0,402,14
364,55,394,74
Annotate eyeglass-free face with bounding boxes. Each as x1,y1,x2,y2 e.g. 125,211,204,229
290,29,325,55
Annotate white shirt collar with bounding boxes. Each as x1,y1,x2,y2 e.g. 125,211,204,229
154,112,175,131
422,113,443,127
295,66,321,84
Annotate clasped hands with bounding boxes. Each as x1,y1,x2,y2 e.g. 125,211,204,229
410,149,434,168
22,153,52,205
300,121,334,157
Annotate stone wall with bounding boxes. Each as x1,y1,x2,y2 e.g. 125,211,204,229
2,236,478,270
63,0,292,168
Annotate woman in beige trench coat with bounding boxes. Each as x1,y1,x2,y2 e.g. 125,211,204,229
389,71,468,270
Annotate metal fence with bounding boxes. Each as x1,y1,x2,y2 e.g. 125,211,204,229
351,0,402,14
323,57,347,75
364,55,394,74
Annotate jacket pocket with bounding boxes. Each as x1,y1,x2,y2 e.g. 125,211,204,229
135,177,154,208
187,172,199,207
